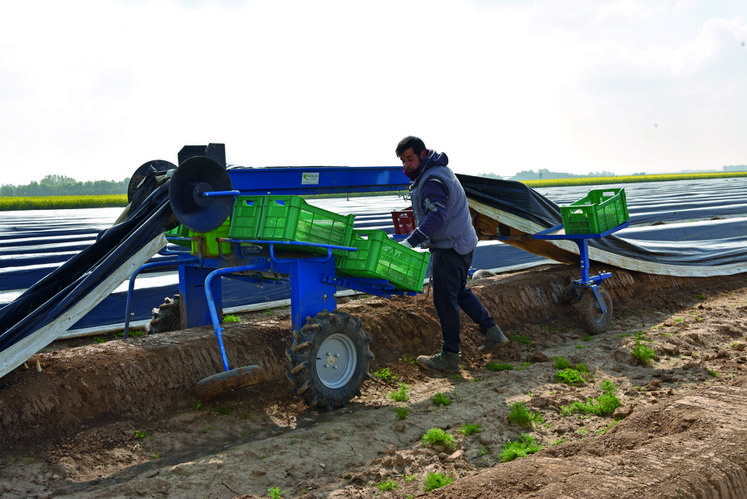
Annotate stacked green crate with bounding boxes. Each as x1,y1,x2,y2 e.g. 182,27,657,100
228,196,265,240
259,196,355,249
228,195,355,255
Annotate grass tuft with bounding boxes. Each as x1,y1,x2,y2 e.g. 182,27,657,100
423,472,454,492
500,433,543,462
421,428,456,450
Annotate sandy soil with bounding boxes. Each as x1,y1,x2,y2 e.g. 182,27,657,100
2,263,747,498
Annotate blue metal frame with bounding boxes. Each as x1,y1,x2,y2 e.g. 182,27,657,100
123,163,419,374
175,239,418,373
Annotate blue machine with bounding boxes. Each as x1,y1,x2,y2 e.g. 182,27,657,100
124,144,418,407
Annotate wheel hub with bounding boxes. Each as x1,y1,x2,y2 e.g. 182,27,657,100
316,333,357,389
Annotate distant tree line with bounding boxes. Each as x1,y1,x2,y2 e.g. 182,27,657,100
482,165,747,181
0,175,129,196
480,169,618,181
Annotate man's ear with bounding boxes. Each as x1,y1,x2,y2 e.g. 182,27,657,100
419,150,427,160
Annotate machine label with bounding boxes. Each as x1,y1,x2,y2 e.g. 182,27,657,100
301,172,320,185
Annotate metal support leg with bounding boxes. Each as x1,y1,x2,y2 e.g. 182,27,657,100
572,238,610,315
179,264,222,329
263,243,339,333
284,258,338,333
204,264,266,372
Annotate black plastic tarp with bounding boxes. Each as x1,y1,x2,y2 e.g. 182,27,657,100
0,183,173,352
458,174,747,274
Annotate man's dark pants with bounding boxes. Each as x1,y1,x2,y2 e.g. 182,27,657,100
430,248,495,354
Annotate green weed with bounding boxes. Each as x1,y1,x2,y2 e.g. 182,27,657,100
559,380,621,416
555,368,587,386
267,486,285,499
553,357,572,369
421,428,456,450
377,478,398,491
459,423,482,436
222,314,241,323
433,392,452,406
423,472,454,492
389,383,410,402
508,332,532,345
500,433,543,462
486,362,514,371
373,367,397,382
394,407,411,420
507,402,544,428
215,405,232,415
631,331,657,365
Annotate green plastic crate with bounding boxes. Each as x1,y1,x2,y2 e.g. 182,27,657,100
255,196,355,251
228,196,265,240
336,229,431,292
190,217,231,257
560,188,629,234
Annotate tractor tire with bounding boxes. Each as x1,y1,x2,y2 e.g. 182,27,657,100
285,311,374,410
146,294,182,334
579,287,613,335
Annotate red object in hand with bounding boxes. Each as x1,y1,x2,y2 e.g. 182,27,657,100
391,207,415,235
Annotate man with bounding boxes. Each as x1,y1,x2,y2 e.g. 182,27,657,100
396,136,508,371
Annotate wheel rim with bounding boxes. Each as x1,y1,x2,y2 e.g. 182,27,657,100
315,333,357,389
591,290,609,323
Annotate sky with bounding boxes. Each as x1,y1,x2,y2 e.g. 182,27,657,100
1,0,746,185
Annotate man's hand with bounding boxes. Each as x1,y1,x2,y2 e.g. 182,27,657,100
400,239,413,249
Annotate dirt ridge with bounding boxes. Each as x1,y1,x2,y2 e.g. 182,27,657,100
0,264,742,449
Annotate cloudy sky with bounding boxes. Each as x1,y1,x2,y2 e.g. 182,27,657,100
1,0,745,185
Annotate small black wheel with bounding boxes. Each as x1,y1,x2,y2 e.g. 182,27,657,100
146,294,182,334
579,287,612,335
128,159,175,203
286,311,373,410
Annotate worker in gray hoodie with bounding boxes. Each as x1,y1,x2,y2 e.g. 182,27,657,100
396,136,508,371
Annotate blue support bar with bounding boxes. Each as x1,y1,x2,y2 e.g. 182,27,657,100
227,166,410,196
198,243,342,373
204,264,267,372
202,189,240,198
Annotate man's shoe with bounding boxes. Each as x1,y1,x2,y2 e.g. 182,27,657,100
479,325,508,353
416,349,460,372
